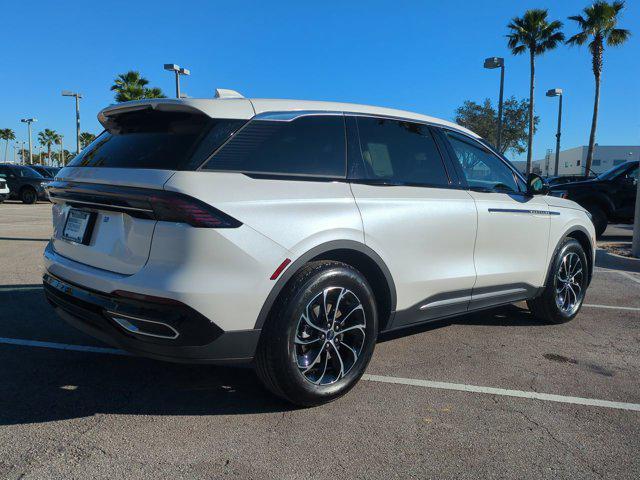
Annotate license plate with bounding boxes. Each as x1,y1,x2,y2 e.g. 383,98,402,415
62,209,96,245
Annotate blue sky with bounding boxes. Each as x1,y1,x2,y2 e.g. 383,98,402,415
1,0,638,162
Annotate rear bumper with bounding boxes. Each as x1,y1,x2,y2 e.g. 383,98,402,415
43,273,260,365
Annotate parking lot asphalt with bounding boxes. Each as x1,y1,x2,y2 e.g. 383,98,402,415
1,201,639,479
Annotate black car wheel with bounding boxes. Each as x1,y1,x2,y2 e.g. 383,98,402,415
585,205,607,238
527,237,588,324
20,187,38,204
255,260,378,406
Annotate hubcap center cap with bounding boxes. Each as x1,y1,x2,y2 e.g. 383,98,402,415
327,330,335,341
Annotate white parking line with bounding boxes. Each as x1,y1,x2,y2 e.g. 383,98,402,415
362,374,640,412
0,286,45,292
0,336,638,412
583,304,640,312
0,337,127,355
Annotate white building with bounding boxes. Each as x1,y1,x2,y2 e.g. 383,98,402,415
518,145,640,176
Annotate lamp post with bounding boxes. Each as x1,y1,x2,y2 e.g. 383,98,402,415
483,57,505,152
163,64,190,98
62,91,82,155
59,135,64,166
546,88,563,176
20,118,36,164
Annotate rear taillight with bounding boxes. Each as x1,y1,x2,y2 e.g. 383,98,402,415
47,181,242,229
149,192,242,228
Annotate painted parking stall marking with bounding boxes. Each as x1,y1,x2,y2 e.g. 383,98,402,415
0,336,639,412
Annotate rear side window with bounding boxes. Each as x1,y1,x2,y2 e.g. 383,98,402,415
355,117,449,187
68,109,245,170
203,115,346,178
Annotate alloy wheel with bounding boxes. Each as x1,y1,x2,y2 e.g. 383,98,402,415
554,252,584,316
295,287,367,385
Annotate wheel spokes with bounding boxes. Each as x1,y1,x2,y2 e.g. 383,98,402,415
295,286,367,385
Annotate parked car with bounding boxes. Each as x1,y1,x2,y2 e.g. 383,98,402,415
0,175,9,202
546,174,595,186
31,166,61,179
42,96,595,406
549,160,638,237
0,164,50,204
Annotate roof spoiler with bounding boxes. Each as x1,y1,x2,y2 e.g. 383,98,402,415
97,100,213,130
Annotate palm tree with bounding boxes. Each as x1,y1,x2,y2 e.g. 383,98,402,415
567,1,631,177
79,132,96,149
0,128,16,162
37,129,60,165
110,71,166,102
507,9,564,174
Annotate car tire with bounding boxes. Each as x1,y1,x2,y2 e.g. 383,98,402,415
585,205,607,238
20,187,38,204
255,260,378,406
527,238,588,324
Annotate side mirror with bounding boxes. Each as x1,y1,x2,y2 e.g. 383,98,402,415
527,173,549,196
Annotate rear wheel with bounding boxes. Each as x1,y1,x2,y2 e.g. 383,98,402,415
255,260,378,406
585,204,607,238
527,238,588,324
20,187,37,204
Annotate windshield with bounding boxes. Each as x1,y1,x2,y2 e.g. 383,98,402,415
596,162,633,180
14,166,44,178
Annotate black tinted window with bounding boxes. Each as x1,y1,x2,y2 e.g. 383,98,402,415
355,117,449,186
204,115,346,177
444,130,519,192
68,109,244,170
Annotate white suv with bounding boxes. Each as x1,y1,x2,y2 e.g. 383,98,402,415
43,93,595,406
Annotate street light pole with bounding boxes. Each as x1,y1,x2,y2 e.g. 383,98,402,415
20,118,36,164
62,91,82,154
546,88,563,176
484,57,505,152
59,135,64,166
163,64,191,98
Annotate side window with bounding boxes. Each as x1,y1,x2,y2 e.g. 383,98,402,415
355,117,449,186
444,130,520,193
623,164,638,183
203,115,346,178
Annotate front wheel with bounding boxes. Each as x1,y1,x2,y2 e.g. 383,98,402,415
255,260,378,406
528,238,588,324
20,188,37,204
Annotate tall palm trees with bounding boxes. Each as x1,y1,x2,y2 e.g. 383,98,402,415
567,1,630,176
507,9,564,174
37,129,60,165
0,128,16,161
110,71,166,102
79,132,96,149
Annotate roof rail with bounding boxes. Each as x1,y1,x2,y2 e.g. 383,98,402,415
214,88,244,99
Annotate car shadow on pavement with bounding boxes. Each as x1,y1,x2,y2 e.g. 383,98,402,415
0,289,295,426
0,291,556,426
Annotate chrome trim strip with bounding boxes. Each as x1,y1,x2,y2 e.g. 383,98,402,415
488,208,560,216
419,295,472,310
107,311,180,340
471,288,527,301
254,110,344,122
51,197,153,213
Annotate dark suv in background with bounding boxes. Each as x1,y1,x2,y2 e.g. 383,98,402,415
0,164,51,204
549,161,638,237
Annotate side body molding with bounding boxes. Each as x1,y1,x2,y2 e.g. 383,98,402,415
253,240,397,330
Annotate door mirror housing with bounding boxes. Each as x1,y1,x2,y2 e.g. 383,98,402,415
526,173,549,196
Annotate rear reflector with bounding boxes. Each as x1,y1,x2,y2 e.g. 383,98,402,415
270,258,291,280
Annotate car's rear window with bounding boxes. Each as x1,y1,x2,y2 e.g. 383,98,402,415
68,109,245,170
